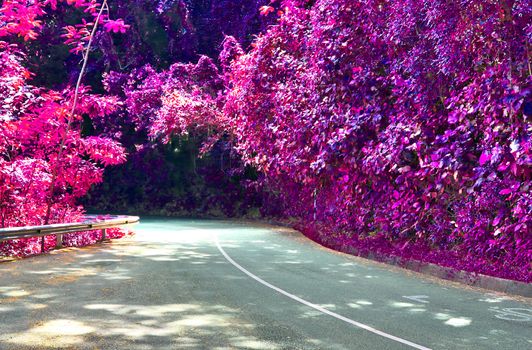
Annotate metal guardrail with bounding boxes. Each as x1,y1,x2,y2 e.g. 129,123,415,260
0,215,139,249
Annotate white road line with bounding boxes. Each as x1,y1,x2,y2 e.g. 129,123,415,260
215,235,432,350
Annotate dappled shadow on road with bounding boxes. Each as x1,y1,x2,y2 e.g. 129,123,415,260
219,231,532,350
0,219,530,350
0,223,328,350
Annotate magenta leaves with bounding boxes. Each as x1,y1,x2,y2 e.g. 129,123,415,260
222,0,531,282
0,0,128,255
1,0,530,283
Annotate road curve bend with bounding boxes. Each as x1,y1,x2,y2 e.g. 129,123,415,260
0,218,530,350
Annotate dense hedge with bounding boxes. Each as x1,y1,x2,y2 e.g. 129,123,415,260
224,0,531,281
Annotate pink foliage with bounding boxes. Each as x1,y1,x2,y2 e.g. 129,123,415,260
105,1,530,281
0,0,45,40
0,1,128,256
223,0,532,281
1,0,127,53
1,0,530,283
105,55,226,155
104,19,130,33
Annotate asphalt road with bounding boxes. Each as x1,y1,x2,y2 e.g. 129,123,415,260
0,218,530,350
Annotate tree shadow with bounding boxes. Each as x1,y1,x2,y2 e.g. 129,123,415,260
0,230,326,349
0,218,530,350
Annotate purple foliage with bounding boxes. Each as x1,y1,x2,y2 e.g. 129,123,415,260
225,0,532,281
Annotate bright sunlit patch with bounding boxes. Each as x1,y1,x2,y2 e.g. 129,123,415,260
232,338,279,349
1,319,94,348
149,256,180,261
26,270,58,274
478,296,508,303
433,312,472,327
277,260,306,264
99,273,132,280
338,262,357,267
32,293,57,299
409,308,426,313
444,317,472,327
25,303,47,310
346,300,372,309
39,319,94,335
390,302,415,308
84,303,204,317
173,314,233,327
3,290,30,297
0,306,15,312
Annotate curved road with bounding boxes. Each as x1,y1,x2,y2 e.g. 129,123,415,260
0,218,530,349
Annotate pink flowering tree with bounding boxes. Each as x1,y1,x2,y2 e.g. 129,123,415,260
0,0,128,255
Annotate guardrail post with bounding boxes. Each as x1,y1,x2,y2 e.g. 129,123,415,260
56,234,63,249
100,228,107,242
